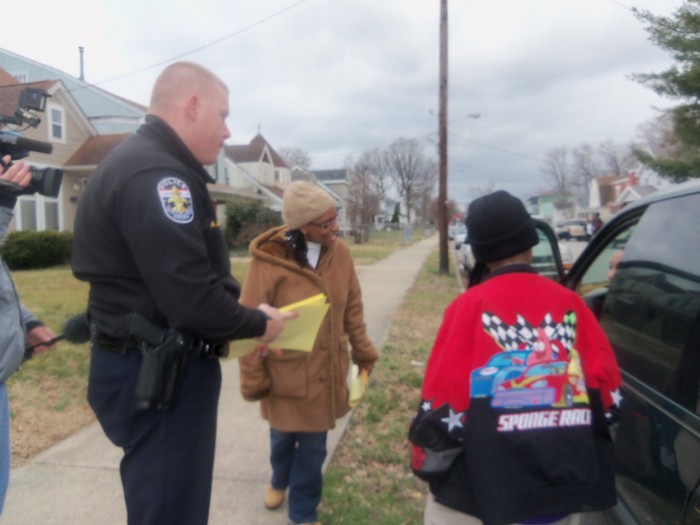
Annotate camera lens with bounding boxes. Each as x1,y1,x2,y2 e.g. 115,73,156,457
23,167,64,197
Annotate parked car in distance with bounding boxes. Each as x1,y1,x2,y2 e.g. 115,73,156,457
469,179,700,525
556,219,588,241
448,223,466,241
454,231,467,249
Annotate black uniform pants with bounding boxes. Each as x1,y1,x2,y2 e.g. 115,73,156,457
88,344,222,525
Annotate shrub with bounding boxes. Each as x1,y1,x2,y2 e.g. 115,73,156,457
225,200,282,249
0,230,73,270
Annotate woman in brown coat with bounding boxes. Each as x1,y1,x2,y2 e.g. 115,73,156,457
239,181,378,525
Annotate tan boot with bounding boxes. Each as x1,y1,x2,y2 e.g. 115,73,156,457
263,485,286,510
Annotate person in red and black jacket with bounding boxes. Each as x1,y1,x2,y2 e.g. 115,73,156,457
409,190,622,525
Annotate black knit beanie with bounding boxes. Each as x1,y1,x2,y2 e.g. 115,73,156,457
466,190,538,263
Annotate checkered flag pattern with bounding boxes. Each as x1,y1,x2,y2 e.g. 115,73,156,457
482,312,533,350
548,311,577,352
482,310,577,352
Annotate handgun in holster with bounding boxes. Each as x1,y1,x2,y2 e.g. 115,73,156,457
127,313,191,411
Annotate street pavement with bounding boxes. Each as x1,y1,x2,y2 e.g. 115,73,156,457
3,234,439,525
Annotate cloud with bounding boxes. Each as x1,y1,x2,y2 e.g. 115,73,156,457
2,0,682,202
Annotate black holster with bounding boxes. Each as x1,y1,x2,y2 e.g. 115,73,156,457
128,314,190,411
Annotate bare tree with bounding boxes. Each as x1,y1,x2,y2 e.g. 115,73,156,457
346,152,383,242
598,140,636,177
277,147,311,170
571,143,600,205
361,147,391,199
429,198,460,225
385,138,437,223
541,146,571,195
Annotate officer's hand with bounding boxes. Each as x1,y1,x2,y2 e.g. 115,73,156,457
257,304,298,344
0,156,31,187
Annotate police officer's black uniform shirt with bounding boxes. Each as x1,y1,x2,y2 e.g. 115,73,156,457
72,115,267,343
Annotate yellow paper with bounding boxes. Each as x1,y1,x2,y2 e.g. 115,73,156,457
349,365,369,408
229,294,329,358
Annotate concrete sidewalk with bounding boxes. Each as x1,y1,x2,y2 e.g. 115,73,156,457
3,234,439,524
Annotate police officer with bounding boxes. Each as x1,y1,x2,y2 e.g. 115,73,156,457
71,62,292,525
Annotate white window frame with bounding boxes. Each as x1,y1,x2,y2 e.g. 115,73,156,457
15,193,62,232
46,102,66,144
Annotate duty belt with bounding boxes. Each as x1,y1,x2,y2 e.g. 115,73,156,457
92,314,229,359
94,332,228,359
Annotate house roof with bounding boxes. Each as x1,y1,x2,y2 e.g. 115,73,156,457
224,133,289,168
313,169,348,182
615,184,658,205
1,50,146,138
0,67,16,86
65,133,131,167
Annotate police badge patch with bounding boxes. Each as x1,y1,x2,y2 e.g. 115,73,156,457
158,177,194,224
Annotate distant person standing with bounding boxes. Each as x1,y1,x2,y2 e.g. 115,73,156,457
585,220,594,242
71,62,292,524
239,181,378,525
409,190,621,525
592,213,603,234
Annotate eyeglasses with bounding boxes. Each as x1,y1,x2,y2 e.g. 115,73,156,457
309,216,338,230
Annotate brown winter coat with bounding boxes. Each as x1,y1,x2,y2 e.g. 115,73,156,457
238,226,378,432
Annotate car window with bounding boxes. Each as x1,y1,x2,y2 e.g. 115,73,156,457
597,195,700,415
578,229,633,297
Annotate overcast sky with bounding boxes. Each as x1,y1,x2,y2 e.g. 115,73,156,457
2,0,681,204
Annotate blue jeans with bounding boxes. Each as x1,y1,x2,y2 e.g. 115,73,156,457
0,383,9,514
270,428,328,524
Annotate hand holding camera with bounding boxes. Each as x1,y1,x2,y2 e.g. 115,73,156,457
0,155,31,189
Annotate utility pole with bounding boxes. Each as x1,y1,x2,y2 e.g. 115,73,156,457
438,0,449,273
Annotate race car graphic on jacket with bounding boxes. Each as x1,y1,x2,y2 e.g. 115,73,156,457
475,311,589,409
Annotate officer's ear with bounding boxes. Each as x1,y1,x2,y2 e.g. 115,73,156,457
185,94,199,121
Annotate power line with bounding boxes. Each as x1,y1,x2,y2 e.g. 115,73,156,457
449,130,546,163
82,0,314,89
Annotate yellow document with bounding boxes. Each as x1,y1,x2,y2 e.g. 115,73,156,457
229,293,329,358
348,364,369,408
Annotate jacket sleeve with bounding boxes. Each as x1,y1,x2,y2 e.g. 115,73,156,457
0,205,28,383
575,301,622,412
0,285,26,383
408,300,464,482
343,258,378,370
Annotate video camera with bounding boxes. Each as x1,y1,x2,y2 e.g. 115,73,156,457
0,87,63,198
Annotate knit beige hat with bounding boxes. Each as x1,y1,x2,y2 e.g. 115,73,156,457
282,181,336,230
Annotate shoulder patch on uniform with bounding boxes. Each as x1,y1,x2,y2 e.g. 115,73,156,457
158,177,194,224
